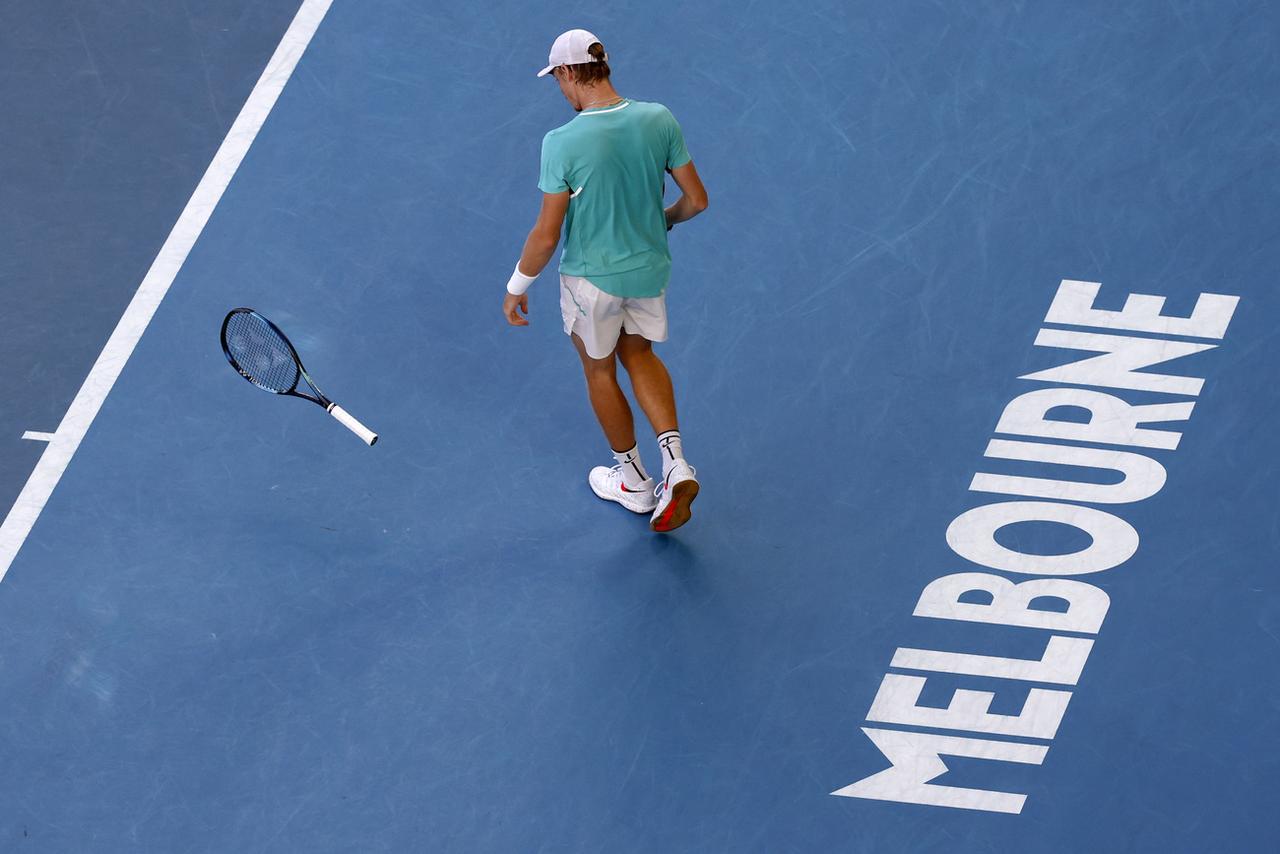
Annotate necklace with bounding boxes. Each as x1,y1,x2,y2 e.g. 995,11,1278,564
581,95,625,110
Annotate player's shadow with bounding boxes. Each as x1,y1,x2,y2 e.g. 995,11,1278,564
624,528,708,595
645,531,698,566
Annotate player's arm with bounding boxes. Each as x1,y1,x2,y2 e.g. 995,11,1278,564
503,191,570,327
665,161,708,229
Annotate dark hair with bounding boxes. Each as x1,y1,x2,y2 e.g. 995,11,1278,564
560,42,610,84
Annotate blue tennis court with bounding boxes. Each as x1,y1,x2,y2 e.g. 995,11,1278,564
2,1,1277,850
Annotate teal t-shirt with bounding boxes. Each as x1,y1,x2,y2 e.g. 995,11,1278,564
538,99,691,298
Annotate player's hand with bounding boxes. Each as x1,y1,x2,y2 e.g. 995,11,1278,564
503,292,529,326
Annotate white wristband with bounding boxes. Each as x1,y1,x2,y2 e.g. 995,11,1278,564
506,264,536,296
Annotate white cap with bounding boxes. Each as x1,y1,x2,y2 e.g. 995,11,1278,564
537,29,606,77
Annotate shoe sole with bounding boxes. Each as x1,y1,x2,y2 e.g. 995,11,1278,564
589,480,656,515
651,479,699,533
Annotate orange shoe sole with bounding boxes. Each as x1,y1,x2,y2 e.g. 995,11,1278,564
651,479,699,533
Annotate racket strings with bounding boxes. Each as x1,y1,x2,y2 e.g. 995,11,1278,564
223,311,300,394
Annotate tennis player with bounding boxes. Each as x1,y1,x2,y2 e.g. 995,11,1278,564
502,29,708,533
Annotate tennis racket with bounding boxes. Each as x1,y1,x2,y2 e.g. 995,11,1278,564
220,308,378,446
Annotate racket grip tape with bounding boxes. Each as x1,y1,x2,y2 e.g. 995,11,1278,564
327,403,379,446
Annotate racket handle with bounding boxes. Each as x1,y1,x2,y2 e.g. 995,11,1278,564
327,403,379,446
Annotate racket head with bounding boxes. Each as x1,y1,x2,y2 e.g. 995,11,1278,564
220,308,326,404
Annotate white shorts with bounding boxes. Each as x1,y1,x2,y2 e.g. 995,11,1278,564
559,274,668,360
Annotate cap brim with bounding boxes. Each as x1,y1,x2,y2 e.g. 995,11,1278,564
536,65,555,77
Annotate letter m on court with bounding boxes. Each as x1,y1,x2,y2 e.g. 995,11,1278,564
832,727,1048,814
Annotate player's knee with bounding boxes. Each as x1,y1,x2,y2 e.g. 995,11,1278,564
581,352,616,379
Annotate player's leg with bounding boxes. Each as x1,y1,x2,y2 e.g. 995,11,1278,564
570,332,634,451
616,305,699,533
570,333,658,514
562,275,657,514
616,332,677,436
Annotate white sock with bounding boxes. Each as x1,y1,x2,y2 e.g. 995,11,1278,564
611,445,651,489
656,430,684,477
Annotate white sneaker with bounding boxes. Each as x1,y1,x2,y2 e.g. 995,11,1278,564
650,461,699,533
589,465,658,514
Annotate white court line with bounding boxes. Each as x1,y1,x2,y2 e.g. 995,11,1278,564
21,432,56,443
0,0,334,583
